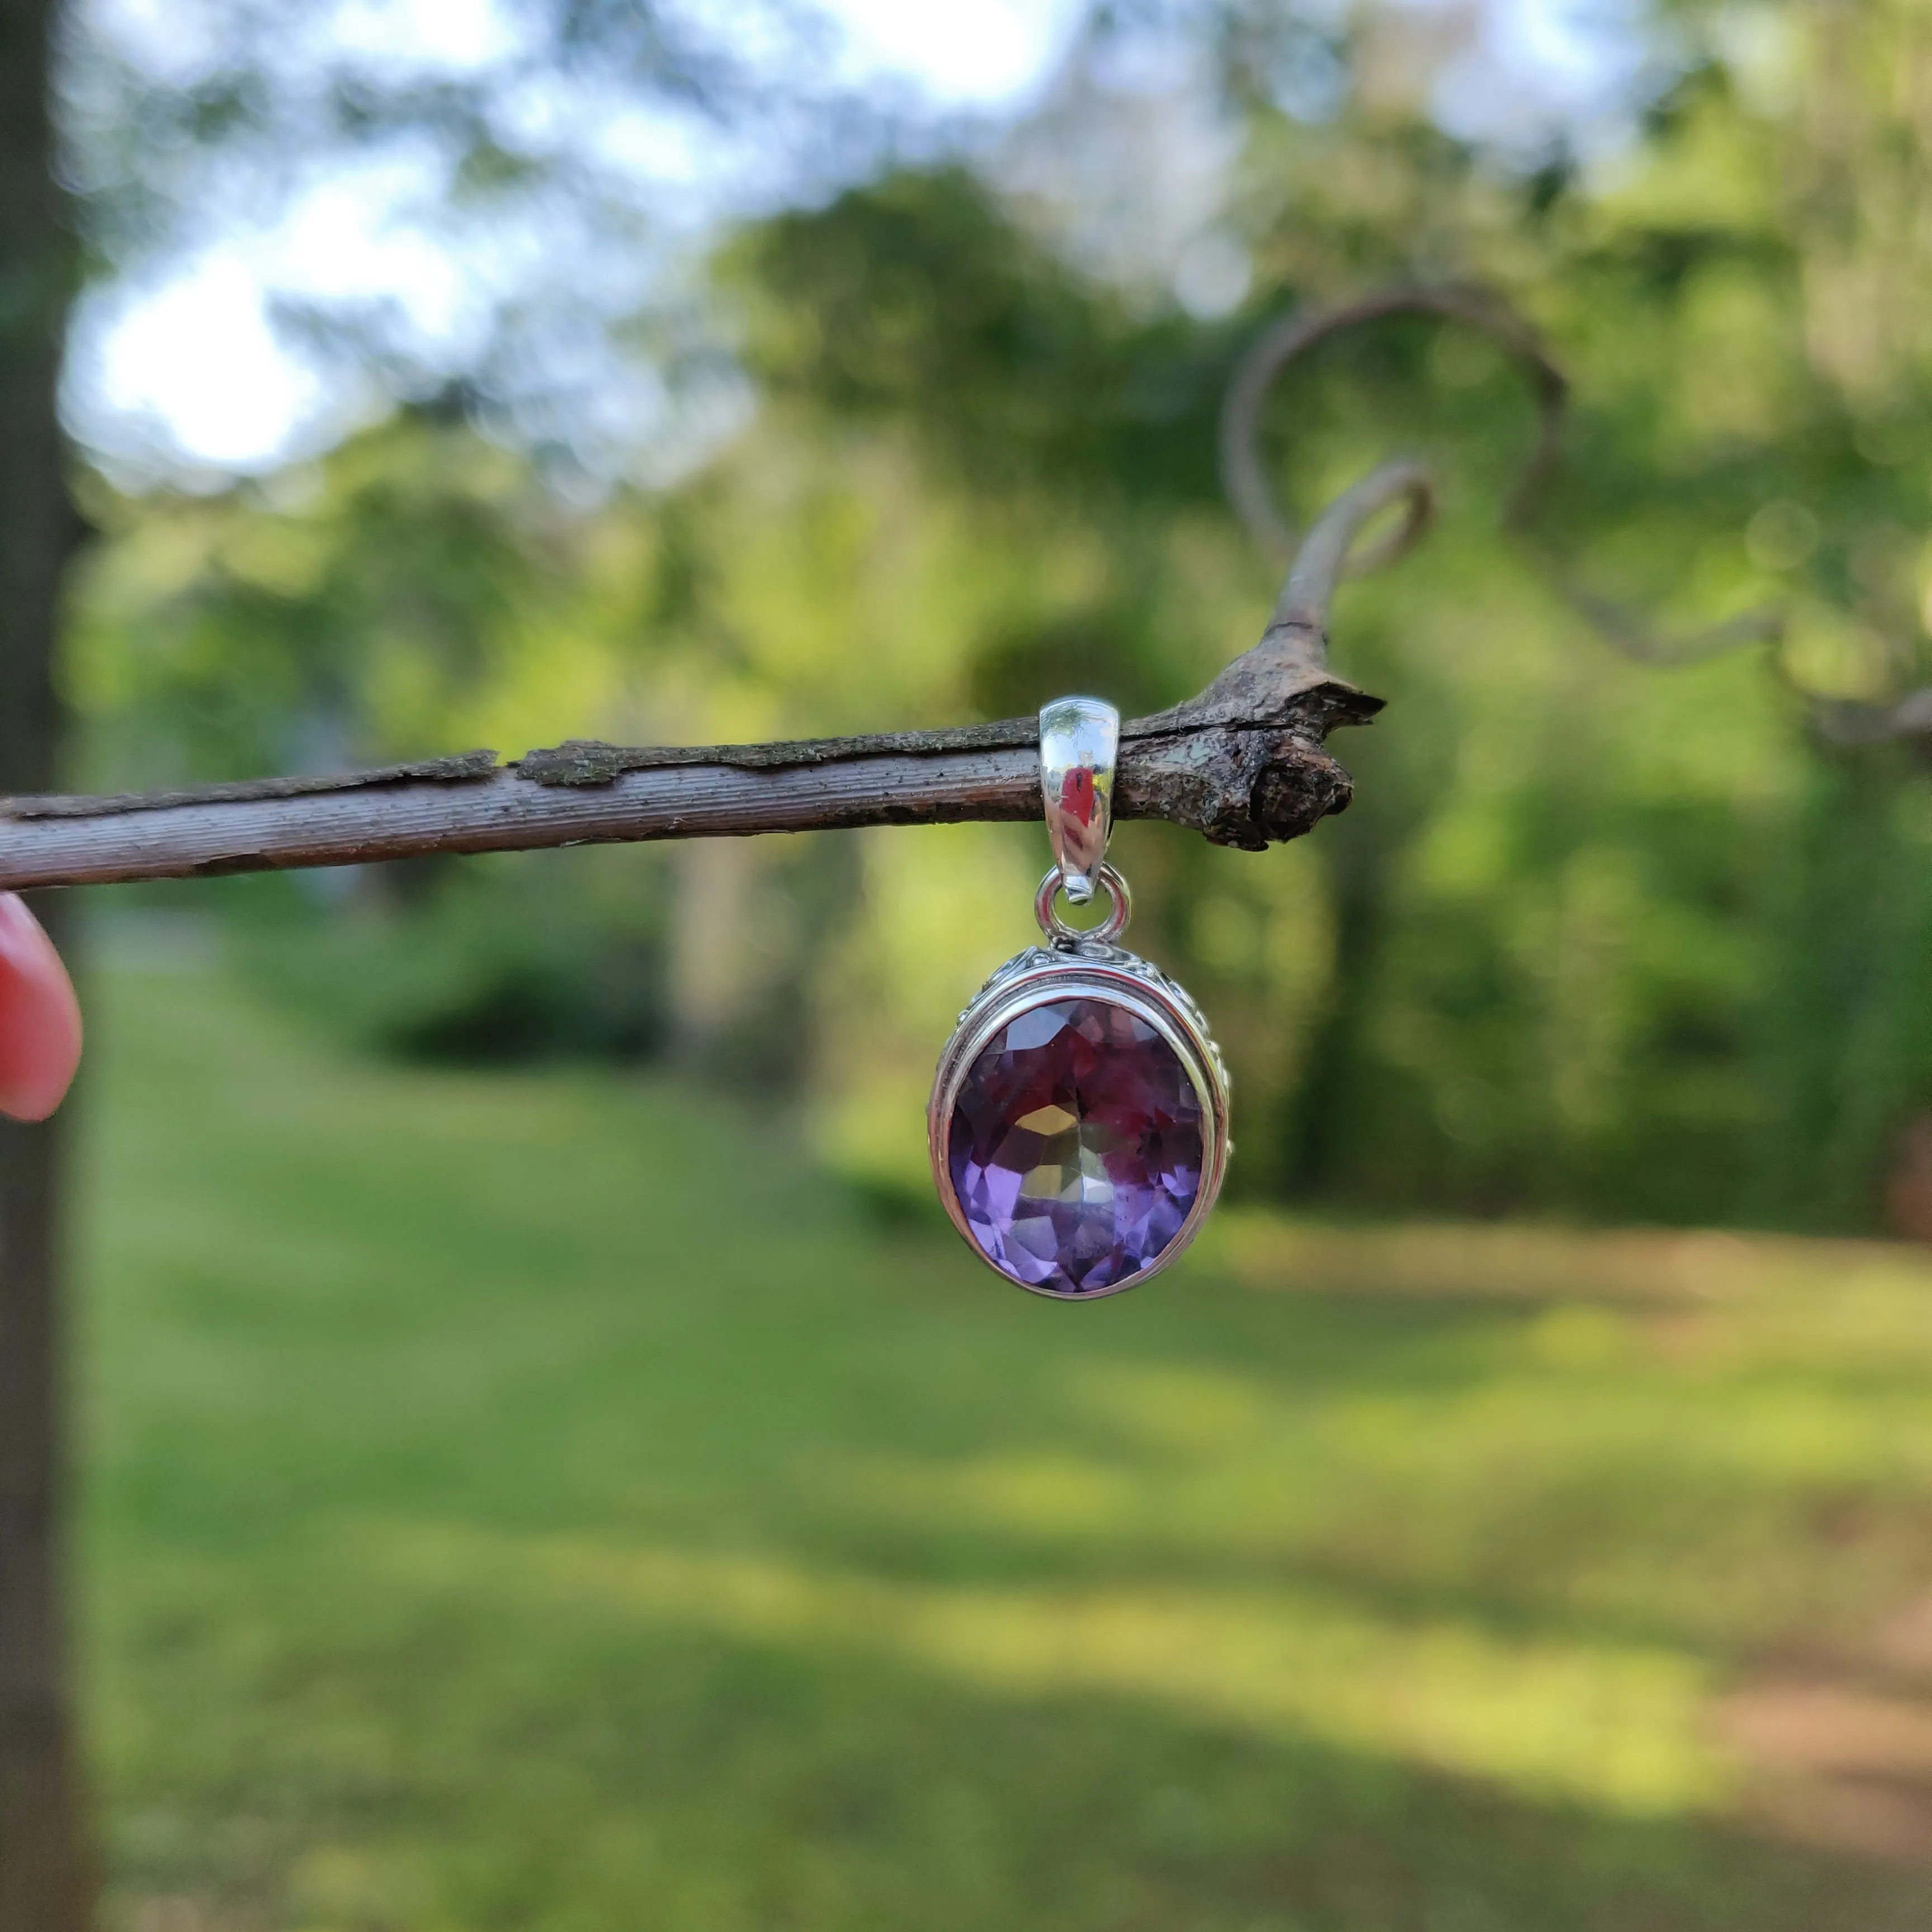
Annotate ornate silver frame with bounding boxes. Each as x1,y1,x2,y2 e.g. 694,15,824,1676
927,934,1232,1301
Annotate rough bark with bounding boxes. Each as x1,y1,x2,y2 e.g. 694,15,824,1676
0,466,1431,893
0,1108,82,1932
0,713,1367,889
0,0,92,1926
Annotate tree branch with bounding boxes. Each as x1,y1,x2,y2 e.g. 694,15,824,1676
1220,283,1783,667
0,471,1423,893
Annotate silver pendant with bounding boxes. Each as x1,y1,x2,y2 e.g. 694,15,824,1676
928,697,1230,1299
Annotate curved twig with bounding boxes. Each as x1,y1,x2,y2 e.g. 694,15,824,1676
1220,285,1563,556
1129,459,1435,728
1221,285,1783,666
1765,608,1932,748
1809,686,1932,749
1272,458,1435,629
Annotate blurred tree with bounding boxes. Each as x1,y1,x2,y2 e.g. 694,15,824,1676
5,2,860,1915
716,2,1932,1231
73,401,575,784
57,0,863,485
42,10,1932,1916
0,1,92,1926
731,164,1230,506
56,1,1932,1239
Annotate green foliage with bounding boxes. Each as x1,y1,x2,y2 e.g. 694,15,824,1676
239,849,676,1066
708,2,1932,1230
69,408,578,784
727,165,1229,504
68,2,1932,1230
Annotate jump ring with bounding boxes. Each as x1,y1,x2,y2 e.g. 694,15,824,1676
1035,863,1131,948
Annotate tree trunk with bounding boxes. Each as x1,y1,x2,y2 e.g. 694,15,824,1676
0,0,93,1924
0,1110,85,1932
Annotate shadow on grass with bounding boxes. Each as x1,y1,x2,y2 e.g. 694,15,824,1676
101,1585,1932,1932
80,966,1932,1929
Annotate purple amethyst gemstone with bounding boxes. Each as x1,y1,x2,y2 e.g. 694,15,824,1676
948,997,1205,1294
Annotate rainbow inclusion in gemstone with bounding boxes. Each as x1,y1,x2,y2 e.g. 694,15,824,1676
946,996,1205,1294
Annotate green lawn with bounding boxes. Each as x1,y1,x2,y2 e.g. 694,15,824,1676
78,962,1932,1930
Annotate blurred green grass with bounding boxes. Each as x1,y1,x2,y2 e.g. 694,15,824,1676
78,962,1932,1930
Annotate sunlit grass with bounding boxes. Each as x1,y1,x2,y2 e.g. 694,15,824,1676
358,1523,1724,1816
78,964,1932,1930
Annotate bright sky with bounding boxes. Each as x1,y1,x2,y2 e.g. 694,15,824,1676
65,0,1632,483
826,0,1088,103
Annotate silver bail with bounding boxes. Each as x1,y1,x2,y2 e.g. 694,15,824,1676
1038,695,1119,905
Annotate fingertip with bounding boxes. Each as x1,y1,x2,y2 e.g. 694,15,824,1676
0,893,83,1122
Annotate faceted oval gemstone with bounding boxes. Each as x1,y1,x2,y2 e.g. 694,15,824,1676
947,996,1205,1294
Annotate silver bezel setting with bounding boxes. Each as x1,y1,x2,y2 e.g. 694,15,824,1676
928,939,1232,1300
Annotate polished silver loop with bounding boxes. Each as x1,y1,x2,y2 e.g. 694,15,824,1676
1035,862,1131,948
1038,695,1119,904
